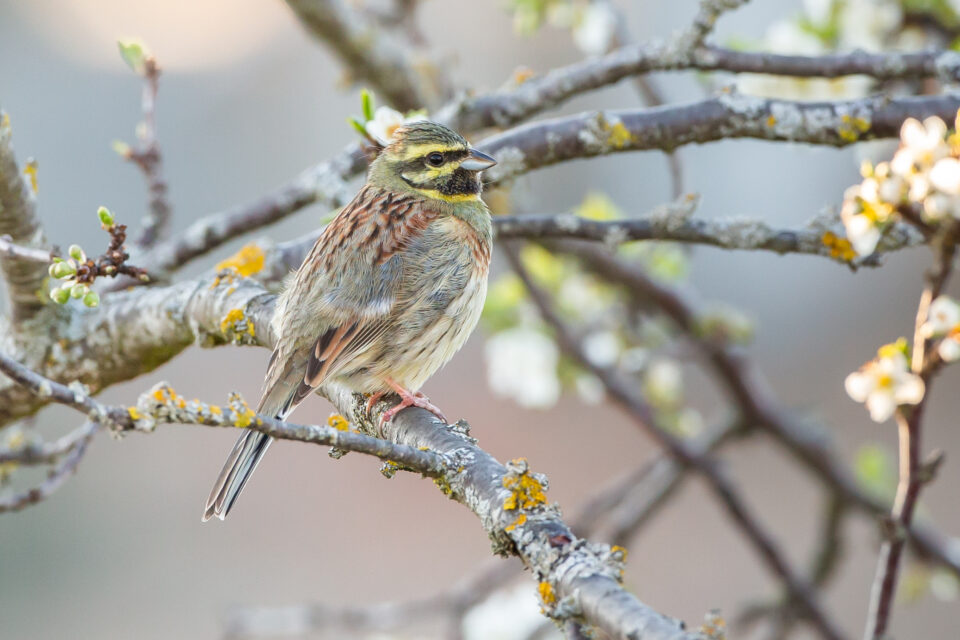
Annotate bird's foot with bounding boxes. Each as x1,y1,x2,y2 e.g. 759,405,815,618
365,391,386,416
379,378,448,428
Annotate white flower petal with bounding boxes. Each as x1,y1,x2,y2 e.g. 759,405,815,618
893,373,925,405
908,174,930,201
572,3,617,56
845,370,875,402
485,328,561,409
845,215,881,256
866,391,897,423
878,176,904,202
891,149,916,176
939,337,960,362
931,158,960,196
924,296,960,335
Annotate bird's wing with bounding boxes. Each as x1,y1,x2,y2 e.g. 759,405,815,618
261,186,440,413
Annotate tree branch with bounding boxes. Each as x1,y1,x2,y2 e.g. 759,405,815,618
863,229,957,640
0,111,50,322
0,331,704,640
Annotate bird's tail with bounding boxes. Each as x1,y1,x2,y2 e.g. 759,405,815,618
202,384,297,522
202,430,273,522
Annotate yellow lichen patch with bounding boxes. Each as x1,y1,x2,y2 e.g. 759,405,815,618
209,405,222,415
215,243,265,277
127,407,141,421
821,231,857,262
838,114,871,143
766,115,777,127
611,545,628,561
502,460,547,511
538,581,556,606
327,414,349,431
23,160,38,194
512,67,535,85
228,392,257,428
605,121,633,149
505,513,527,532
220,308,256,340
699,610,727,639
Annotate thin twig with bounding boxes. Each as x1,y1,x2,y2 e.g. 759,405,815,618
863,230,957,640
0,428,97,513
124,56,172,249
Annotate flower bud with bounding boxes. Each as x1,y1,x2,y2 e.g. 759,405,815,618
49,286,70,304
50,261,76,279
82,291,100,308
97,206,114,227
70,283,87,299
68,244,85,261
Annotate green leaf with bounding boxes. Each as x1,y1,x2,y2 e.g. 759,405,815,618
97,206,115,227
348,117,368,138
117,39,148,74
360,89,374,122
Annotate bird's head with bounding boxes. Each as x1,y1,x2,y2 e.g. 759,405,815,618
370,121,497,203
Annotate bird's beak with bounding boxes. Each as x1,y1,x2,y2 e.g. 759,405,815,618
460,148,497,171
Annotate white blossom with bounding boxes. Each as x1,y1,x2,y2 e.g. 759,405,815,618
845,348,924,422
844,213,882,256
462,584,559,640
930,157,960,196
365,106,427,146
921,296,960,362
485,328,560,409
572,2,617,56
582,330,620,367
643,358,683,408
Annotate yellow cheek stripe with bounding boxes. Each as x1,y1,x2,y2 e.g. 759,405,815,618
400,143,467,162
410,188,481,203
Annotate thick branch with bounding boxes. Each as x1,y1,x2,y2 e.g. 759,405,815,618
0,111,49,321
0,328,703,640
481,94,960,184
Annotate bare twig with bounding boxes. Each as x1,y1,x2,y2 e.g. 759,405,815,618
0,110,49,322
863,230,957,640
0,427,97,513
503,242,846,640
118,55,172,249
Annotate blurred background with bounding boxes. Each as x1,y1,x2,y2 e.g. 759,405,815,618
1,0,958,638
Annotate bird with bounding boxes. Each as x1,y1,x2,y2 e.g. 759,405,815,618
203,121,497,521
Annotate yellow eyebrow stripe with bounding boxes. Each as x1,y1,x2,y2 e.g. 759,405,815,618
400,143,467,162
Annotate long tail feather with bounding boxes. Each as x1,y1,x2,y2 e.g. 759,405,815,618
202,430,273,521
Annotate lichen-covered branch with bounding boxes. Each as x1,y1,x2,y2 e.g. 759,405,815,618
0,234,52,264
481,94,960,184
492,202,921,265
284,0,446,110
0,111,49,322
0,325,704,640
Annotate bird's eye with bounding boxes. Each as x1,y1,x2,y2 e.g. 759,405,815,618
427,152,444,167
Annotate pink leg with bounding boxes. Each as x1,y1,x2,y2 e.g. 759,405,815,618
365,391,386,416
379,377,448,426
